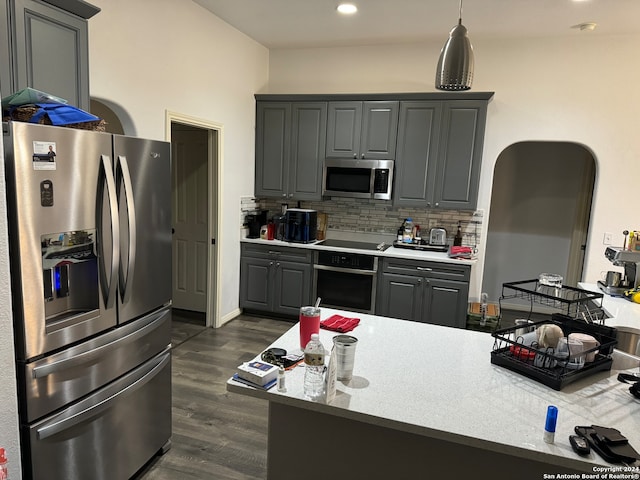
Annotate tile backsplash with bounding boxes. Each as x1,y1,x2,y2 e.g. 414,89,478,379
246,196,483,247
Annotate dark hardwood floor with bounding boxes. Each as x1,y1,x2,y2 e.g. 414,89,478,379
133,310,293,480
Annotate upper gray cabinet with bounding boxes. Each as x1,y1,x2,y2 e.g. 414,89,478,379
394,101,442,207
434,100,488,209
254,93,493,207
255,102,291,199
394,99,489,210
326,101,399,160
1,0,99,111
0,2,10,97
255,101,327,200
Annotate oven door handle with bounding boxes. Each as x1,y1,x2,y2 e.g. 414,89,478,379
313,264,377,276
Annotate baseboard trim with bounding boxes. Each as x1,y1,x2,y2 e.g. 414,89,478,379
218,308,242,327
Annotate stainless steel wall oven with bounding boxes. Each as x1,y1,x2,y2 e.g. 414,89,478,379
313,250,378,314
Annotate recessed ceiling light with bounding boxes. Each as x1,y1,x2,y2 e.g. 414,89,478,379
337,3,357,15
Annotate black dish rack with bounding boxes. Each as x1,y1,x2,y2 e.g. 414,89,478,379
498,279,605,323
491,313,618,390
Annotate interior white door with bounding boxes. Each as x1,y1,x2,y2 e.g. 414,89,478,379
171,127,209,311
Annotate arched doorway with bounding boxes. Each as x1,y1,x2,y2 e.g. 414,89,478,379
89,97,134,135
482,141,596,310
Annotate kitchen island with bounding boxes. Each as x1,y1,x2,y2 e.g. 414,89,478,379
227,308,640,480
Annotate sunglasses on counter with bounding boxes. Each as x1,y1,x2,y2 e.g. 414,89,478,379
261,348,303,369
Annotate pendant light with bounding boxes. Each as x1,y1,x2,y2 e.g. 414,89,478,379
435,0,474,91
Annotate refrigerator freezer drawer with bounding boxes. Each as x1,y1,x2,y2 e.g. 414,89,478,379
25,348,172,480
22,306,171,422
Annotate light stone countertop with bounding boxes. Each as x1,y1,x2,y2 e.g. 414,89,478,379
227,308,640,472
241,237,476,266
579,282,640,330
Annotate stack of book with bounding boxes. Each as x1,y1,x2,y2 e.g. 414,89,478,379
233,360,279,390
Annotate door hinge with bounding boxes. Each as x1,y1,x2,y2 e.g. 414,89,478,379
211,238,216,245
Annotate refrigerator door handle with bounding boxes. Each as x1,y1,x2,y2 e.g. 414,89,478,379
116,155,137,304
97,155,120,309
36,349,170,440
31,308,170,379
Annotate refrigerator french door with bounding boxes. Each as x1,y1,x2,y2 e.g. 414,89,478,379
3,121,172,480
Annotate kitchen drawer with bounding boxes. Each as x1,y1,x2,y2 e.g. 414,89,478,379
381,257,470,282
241,242,312,264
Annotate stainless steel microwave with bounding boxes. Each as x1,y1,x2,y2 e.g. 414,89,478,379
322,158,394,200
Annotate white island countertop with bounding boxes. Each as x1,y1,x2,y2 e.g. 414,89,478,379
228,308,640,474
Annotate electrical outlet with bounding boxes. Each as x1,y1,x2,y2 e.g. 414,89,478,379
603,232,613,245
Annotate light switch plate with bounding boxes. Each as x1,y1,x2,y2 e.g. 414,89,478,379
603,232,613,245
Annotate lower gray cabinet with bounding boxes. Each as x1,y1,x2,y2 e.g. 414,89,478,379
376,258,470,328
240,243,313,317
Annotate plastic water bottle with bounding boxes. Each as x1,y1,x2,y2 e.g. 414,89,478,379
303,333,325,400
480,292,489,327
403,218,413,243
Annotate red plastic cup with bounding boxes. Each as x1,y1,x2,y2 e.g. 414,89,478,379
267,222,275,240
299,306,321,349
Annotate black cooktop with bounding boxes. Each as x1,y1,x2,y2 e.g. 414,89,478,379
319,239,390,252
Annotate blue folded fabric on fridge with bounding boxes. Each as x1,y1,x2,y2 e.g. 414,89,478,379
27,103,99,126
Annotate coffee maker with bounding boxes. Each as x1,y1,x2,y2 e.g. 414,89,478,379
598,247,640,295
244,210,268,239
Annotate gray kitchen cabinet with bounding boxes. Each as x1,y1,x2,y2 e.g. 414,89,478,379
434,100,488,210
376,258,470,328
394,99,488,210
240,243,313,317
255,101,326,200
0,2,10,97
255,102,291,199
1,0,99,111
393,101,442,207
326,101,399,160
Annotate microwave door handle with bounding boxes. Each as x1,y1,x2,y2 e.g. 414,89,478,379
370,169,376,198
97,155,119,309
115,155,136,304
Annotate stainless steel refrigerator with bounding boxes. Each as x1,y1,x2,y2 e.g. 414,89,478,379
3,121,172,480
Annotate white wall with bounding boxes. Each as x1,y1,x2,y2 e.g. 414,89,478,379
89,0,269,322
267,34,640,298
0,136,22,479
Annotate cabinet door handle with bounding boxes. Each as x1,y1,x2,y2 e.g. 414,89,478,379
276,262,280,268
353,153,357,159
269,261,274,266
361,154,365,159
267,251,281,255
416,267,432,271
435,202,439,207
282,193,287,197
